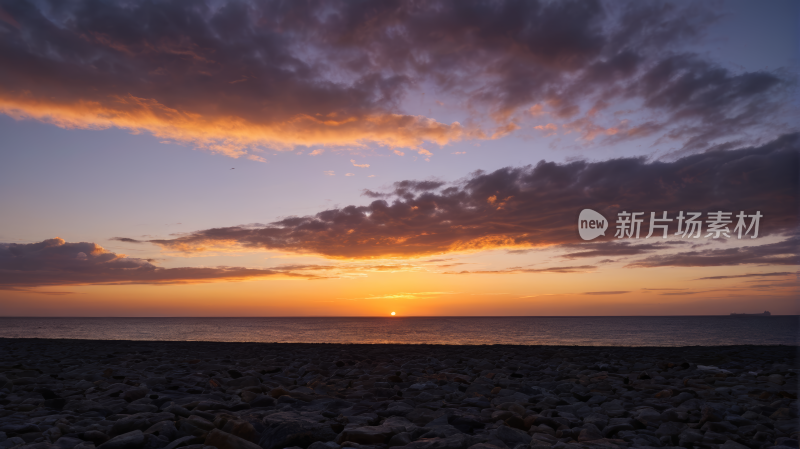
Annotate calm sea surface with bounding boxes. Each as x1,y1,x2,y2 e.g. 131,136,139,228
0,316,796,346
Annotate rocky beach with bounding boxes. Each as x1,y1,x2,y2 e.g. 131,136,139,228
0,339,795,449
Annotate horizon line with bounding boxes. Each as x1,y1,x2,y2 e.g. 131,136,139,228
0,314,796,318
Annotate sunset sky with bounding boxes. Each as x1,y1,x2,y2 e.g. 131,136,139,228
0,0,798,316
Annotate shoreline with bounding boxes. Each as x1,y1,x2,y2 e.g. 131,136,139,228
0,316,796,347
0,316,797,318
1,338,800,348
0,339,796,449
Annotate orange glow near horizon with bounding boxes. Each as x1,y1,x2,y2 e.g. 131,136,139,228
1,264,796,317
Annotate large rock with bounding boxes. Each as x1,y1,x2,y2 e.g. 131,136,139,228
162,436,199,449
62,400,112,416
227,377,260,388
142,434,167,449
767,374,785,385
602,423,634,438
144,422,177,442
699,406,723,425
578,427,603,442
178,416,215,439
194,402,229,412
378,403,414,417
404,434,473,449
306,443,338,449
1,424,40,434
122,389,149,403
54,437,83,449
258,419,336,449
162,404,191,418
632,408,660,426
248,396,274,408
205,429,261,449
2,437,26,449
336,427,392,445
655,421,687,437
126,404,159,414
73,443,96,449
493,425,530,446
679,429,703,447
720,441,751,449
43,427,62,443
388,432,412,447
770,408,794,420
218,421,257,443
111,420,150,438
530,433,557,446
83,432,109,446
97,431,145,449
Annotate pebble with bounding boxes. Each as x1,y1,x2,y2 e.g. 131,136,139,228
0,340,796,449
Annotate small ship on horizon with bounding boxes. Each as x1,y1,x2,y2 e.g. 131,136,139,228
730,311,771,316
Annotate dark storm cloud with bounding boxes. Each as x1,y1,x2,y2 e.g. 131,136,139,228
559,241,689,259
745,280,798,289
0,0,792,157
0,238,318,288
146,135,799,260
363,180,446,198
627,237,799,268
581,291,630,295
694,272,794,281
445,265,597,275
111,237,144,243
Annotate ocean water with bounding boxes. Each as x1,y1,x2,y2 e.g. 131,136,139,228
0,316,796,346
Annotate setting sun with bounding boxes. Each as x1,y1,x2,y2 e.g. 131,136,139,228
391,312,396,316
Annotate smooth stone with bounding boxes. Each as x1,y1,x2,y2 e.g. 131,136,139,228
97,431,145,449
307,443,340,449
82,432,109,445
54,438,83,449
493,425,530,446
162,436,198,449
259,419,337,449
721,441,751,449
203,430,260,449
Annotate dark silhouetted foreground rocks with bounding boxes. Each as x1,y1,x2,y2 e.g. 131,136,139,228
0,339,796,449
